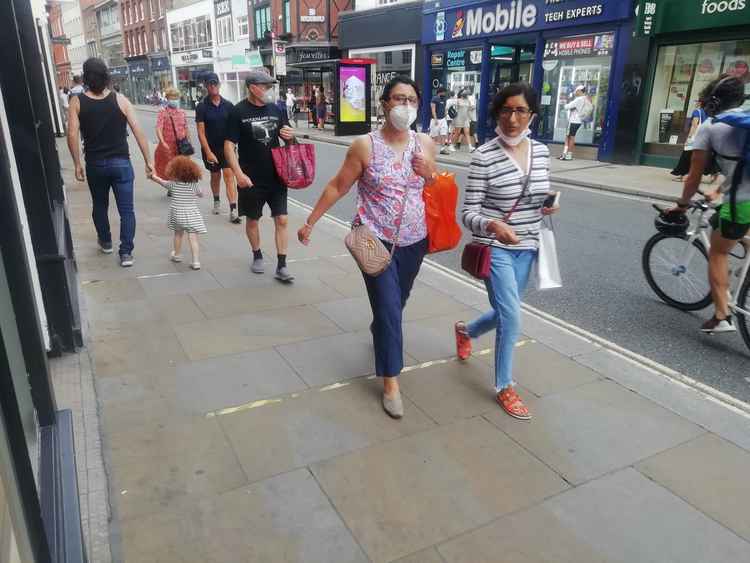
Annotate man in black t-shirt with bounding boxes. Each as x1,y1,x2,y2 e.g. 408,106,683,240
196,73,238,222
225,69,296,282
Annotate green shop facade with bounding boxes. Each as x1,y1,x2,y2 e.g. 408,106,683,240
633,0,750,168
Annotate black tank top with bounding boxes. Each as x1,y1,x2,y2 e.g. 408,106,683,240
78,91,129,162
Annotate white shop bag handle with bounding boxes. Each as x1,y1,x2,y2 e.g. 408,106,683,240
535,217,562,290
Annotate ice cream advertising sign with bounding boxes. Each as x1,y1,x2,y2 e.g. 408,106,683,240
340,66,367,123
423,0,630,44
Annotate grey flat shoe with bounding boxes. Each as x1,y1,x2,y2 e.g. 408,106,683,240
382,391,404,419
251,257,264,274
275,266,295,283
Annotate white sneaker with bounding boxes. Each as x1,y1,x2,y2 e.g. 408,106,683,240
170,251,182,263
439,147,450,155
190,261,201,270
448,145,457,153
212,200,221,215
229,208,240,223
701,316,736,334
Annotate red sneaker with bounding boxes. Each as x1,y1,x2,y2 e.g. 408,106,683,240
455,322,472,361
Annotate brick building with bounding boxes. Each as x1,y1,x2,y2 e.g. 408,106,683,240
47,1,71,87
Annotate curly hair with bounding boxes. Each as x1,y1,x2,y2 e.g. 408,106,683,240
165,156,203,183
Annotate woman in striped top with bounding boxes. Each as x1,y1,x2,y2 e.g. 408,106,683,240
149,156,207,270
455,83,560,420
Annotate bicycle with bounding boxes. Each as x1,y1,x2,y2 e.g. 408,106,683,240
642,198,750,351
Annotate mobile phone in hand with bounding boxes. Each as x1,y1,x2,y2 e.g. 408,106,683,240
543,191,561,208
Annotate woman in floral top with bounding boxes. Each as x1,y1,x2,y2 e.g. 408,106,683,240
154,87,192,178
298,76,437,419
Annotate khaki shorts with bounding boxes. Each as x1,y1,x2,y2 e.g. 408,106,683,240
429,118,449,137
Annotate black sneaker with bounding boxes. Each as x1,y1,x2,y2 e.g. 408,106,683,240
120,254,134,267
701,315,736,334
99,240,113,254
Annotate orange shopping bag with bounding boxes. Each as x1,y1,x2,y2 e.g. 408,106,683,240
423,172,462,254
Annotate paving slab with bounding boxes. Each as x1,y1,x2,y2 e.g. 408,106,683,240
402,310,499,362
575,348,750,451
437,468,750,563
403,285,474,322
174,304,342,360
138,269,222,297
392,547,445,563
218,377,435,484
174,348,309,414
479,340,602,397
315,296,373,332
106,417,247,521
190,277,344,319
637,433,750,542
82,278,146,305
520,311,601,358
118,469,368,563
485,379,705,485
275,329,415,387
78,255,180,281
311,417,569,563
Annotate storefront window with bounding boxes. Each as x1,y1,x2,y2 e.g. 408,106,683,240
350,47,415,122
176,64,213,108
538,33,615,145
645,39,750,148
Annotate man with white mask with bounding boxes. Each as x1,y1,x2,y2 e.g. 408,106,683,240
225,69,297,282
297,76,437,419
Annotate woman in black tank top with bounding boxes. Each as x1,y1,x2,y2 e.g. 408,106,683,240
66,57,154,266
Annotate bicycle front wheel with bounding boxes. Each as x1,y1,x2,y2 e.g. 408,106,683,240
736,277,750,352
642,233,712,311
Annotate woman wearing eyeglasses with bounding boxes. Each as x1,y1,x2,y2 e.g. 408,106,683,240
455,82,559,420
298,76,437,419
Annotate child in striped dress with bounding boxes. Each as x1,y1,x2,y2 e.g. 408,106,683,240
148,156,207,270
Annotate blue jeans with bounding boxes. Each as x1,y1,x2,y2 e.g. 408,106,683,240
363,238,428,377
466,247,536,390
85,158,135,256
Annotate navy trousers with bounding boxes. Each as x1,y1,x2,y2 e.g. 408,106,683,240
363,238,428,377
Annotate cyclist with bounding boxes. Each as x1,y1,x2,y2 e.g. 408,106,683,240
667,75,750,334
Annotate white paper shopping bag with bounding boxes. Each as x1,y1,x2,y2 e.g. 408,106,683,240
535,219,562,290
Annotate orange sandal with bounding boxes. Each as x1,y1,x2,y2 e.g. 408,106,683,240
455,322,472,361
497,387,532,420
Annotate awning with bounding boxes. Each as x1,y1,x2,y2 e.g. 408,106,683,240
286,58,341,68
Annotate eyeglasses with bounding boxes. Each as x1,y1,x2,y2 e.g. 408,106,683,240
390,94,419,106
499,107,532,118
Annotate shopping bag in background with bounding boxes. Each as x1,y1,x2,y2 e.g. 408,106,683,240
271,142,316,189
423,172,462,253
535,218,562,290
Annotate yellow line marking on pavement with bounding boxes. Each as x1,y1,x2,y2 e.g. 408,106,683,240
204,340,534,419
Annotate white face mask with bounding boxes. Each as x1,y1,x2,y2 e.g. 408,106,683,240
262,88,275,104
495,125,531,146
388,104,418,131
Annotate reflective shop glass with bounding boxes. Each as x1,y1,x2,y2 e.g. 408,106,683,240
352,48,414,121
645,39,750,147
538,33,615,146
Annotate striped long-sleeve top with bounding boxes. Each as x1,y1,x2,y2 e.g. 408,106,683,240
462,139,551,251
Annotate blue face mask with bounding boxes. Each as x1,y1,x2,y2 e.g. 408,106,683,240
168,99,180,108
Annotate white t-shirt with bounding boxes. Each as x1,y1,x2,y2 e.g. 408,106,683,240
692,110,750,202
285,92,295,107
565,96,589,124
70,84,84,96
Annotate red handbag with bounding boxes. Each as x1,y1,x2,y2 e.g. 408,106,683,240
461,243,491,279
271,141,316,189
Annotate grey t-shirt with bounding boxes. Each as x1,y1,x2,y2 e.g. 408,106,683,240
692,111,750,202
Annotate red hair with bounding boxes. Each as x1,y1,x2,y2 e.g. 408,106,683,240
165,156,203,183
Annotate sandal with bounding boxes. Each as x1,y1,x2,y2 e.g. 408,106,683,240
497,387,532,420
455,322,472,361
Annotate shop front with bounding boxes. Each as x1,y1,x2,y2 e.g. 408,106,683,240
127,58,151,105
421,0,633,158
171,49,215,110
339,1,423,124
285,46,341,120
150,55,172,95
109,64,129,93
634,0,750,167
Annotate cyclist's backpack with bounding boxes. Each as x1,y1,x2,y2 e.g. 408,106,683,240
578,97,594,123
713,110,750,222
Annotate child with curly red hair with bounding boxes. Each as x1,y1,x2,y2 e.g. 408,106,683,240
149,156,207,269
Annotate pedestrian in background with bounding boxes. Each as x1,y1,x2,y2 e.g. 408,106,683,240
66,57,153,267
195,73,239,222
670,98,720,183
285,88,297,125
225,69,297,283
558,85,591,161
316,90,328,129
298,76,437,419
430,86,450,154
455,82,559,420
154,87,192,179
148,156,207,270
450,89,475,152
69,75,84,97
59,86,70,125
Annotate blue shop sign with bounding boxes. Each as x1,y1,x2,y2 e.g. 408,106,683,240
423,0,632,44
128,61,150,76
110,65,129,78
151,56,170,72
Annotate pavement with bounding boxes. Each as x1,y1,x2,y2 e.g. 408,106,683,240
57,122,750,562
136,104,683,202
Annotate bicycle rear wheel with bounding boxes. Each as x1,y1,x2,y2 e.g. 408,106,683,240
735,277,750,352
642,233,712,311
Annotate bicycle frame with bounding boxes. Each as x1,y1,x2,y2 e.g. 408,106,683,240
682,204,750,317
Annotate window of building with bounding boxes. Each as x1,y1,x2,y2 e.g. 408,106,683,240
384,52,392,64
149,0,155,20
139,0,144,22
122,3,128,25
644,39,750,149
254,6,271,40
153,30,158,51
169,15,213,53
350,46,415,120
283,0,291,33
217,15,233,45
237,15,249,37
402,50,411,65
162,28,167,51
